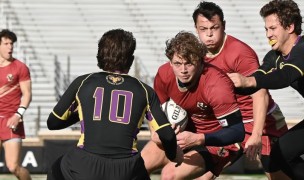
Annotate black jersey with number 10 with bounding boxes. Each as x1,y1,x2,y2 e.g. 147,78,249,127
47,71,171,158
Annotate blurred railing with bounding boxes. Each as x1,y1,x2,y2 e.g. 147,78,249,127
54,55,71,101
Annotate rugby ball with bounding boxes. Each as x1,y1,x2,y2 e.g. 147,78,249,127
161,99,188,131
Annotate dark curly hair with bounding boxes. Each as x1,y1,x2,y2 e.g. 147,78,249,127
96,29,136,72
260,0,302,35
0,29,17,43
192,1,224,27
165,31,207,65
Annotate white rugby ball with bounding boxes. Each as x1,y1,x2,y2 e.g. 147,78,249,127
161,99,188,131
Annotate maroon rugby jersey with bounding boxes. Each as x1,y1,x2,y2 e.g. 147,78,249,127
205,35,276,122
0,59,30,116
154,62,239,134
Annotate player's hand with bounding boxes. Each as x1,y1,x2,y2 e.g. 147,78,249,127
227,73,248,88
171,123,182,135
176,131,202,150
7,114,21,131
244,134,262,161
173,145,184,167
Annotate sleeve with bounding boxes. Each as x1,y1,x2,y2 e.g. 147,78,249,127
204,110,245,146
47,75,86,130
257,50,279,74
154,66,170,104
145,86,177,161
254,47,304,89
18,61,31,82
232,42,259,76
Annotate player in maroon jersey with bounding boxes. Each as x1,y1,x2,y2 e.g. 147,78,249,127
0,29,32,180
192,2,289,179
141,31,245,179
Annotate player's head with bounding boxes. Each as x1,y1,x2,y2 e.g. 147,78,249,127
192,1,226,54
260,0,302,51
260,0,302,35
165,31,207,84
97,29,136,73
0,29,17,61
0,29,17,44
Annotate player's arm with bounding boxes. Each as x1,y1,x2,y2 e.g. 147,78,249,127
245,89,268,159
254,65,302,89
47,76,85,130
233,49,268,159
153,68,170,103
11,65,32,122
19,79,32,108
204,110,245,146
230,49,304,89
146,86,178,161
176,110,244,149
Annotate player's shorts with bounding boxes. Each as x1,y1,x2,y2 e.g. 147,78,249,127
60,147,151,180
189,143,242,177
243,105,287,156
0,114,25,140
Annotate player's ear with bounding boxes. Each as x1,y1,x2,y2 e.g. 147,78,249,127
222,20,226,30
287,23,295,34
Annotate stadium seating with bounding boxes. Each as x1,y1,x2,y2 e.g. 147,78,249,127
1,0,304,136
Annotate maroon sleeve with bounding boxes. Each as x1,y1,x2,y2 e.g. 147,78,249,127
153,63,171,104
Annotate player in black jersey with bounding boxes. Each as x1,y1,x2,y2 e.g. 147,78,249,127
46,29,183,180
228,0,304,179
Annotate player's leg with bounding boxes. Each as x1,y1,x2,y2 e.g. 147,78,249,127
261,155,291,180
270,119,304,180
47,155,65,180
195,144,243,180
141,140,170,174
161,149,206,180
257,105,290,180
3,138,31,180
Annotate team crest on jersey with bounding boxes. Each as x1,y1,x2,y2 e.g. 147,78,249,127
197,102,207,110
7,74,14,82
106,75,124,85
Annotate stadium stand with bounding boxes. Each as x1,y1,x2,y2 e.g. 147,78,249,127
1,0,304,137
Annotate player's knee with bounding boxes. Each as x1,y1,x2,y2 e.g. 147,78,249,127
161,165,176,180
6,163,18,174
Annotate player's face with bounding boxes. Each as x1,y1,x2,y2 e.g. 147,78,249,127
0,37,14,61
264,14,294,55
195,14,225,54
170,53,199,84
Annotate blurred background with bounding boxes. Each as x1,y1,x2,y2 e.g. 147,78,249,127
0,0,304,177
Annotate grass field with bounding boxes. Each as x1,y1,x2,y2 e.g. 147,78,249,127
0,174,268,180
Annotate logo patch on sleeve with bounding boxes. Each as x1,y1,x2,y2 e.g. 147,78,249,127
219,119,228,127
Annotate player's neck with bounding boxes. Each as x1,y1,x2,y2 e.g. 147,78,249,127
0,58,11,67
281,34,301,56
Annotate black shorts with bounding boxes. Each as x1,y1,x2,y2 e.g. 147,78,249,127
60,147,150,180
